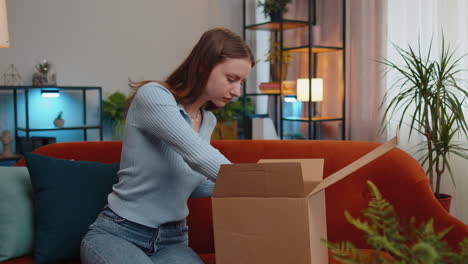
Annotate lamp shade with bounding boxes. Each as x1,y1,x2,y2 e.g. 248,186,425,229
297,78,323,102
0,0,9,48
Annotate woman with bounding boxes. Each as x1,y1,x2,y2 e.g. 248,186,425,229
80,27,254,264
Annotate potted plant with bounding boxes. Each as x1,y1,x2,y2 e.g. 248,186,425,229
266,40,292,81
212,97,254,140
379,36,468,211
102,91,128,140
323,181,468,263
257,0,292,22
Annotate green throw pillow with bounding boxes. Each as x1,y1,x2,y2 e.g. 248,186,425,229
0,166,34,261
24,153,119,264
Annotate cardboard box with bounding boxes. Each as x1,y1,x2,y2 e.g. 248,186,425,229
212,134,399,264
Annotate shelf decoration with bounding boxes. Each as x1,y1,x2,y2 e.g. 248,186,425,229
32,60,57,87
259,81,295,94
266,40,291,81
0,130,14,157
0,129,21,160
257,0,292,22
53,111,65,128
1,64,23,85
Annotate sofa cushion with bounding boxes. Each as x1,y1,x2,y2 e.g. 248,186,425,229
24,153,119,264
0,167,33,261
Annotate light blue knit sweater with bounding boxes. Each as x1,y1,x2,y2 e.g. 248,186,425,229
107,82,231,228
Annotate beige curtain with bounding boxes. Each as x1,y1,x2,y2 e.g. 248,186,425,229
345,0,387,141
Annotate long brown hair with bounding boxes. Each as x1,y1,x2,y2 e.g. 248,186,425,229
127,27,255,111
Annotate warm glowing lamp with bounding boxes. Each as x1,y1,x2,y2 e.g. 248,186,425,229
296,78,323,102
0,0,9,48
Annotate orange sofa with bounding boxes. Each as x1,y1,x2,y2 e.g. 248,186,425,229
4,139,467,264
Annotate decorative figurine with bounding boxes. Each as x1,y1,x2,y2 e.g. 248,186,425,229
32,60,57,87
1,64,24,86
0,130,14,157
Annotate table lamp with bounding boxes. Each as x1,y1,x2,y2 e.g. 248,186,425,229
297,78,323,118
297,78,323,102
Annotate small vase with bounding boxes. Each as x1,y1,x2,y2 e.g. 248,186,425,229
54,118,64,128
32,71,57,87
32,72,47,86
270,63,289,82
269,11,282,22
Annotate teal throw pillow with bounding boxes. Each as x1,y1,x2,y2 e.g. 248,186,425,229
0,166,34,261
24,153,119,264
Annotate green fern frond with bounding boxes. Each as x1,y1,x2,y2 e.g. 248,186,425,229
363,181,408,256
323,180,468,264
320,239,369,264
367,181,382,199
460,238,468,253
459,238,468,263
367,236,407,260
411,242,438,264
434,225,453,241
344,211,375,235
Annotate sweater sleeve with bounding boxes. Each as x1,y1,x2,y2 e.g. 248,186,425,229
128,82,231,181
190,177,215,198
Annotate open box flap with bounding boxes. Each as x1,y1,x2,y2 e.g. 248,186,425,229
213,162,311,198
307,132,399,197
258,159,324,196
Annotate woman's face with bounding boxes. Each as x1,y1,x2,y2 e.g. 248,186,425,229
203,58,252,107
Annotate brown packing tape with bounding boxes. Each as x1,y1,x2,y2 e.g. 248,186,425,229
307,131,400,197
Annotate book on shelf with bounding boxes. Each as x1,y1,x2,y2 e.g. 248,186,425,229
259,81,296,95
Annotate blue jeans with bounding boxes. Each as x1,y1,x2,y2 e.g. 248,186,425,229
80,206,204,264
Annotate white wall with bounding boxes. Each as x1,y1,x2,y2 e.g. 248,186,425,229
0,0,243,97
